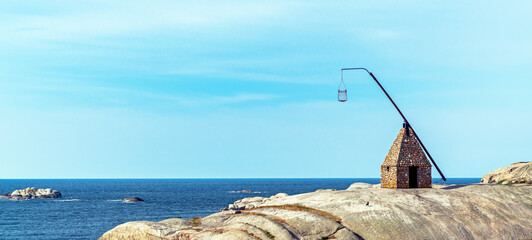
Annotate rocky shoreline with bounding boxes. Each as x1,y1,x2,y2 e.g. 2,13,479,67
99,162,531,239
0,187,61,201
99,183,532,240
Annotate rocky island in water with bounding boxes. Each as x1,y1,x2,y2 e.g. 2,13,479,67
0,187,61,201
100,162,532,240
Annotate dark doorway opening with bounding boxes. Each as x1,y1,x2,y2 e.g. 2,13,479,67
409,167,418,188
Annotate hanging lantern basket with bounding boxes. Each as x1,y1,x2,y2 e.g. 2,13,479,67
338,89,347,102
338,76,347,102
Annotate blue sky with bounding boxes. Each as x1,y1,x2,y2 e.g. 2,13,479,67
0,1,530,178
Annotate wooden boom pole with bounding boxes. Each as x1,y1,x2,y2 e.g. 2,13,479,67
340,67,446,181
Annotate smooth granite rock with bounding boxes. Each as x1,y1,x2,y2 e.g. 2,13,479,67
480,161,531,185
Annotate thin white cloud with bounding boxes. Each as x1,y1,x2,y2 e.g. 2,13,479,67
368,30,403,39
1,1,294,42
213,93,279,104
22,82,280,107
162,55,330,84
145,91,280,106
165,68,303,83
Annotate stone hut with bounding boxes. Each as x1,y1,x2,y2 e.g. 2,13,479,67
381,126,432,188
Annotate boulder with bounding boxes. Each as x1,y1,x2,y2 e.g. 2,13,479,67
123,196,144,203
0,188,61,201
480,161,531,185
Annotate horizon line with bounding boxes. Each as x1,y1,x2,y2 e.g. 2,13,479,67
0,177,481,180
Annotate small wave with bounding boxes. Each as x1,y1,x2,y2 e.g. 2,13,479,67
228,191,263,193
55,199,81,202
107,199,123,202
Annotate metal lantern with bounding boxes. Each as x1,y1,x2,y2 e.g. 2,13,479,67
338,74,347,102
338,89,347,102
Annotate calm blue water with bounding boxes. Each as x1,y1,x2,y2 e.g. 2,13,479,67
0,178,479,239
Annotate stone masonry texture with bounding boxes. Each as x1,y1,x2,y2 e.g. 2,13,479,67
381,127,432,188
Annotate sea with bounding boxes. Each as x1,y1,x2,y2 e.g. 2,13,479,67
0,178,480,239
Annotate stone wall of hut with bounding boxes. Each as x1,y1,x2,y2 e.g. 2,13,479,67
381,166,431,188
381,127,433,188
381,166,397,188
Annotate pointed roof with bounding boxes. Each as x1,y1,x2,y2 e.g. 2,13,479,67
382,128,432,167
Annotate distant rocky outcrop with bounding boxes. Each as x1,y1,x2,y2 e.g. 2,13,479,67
99,183,532,240
236,190,252,193
123,196,144,203
480,161,531,185
0,187,61,201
